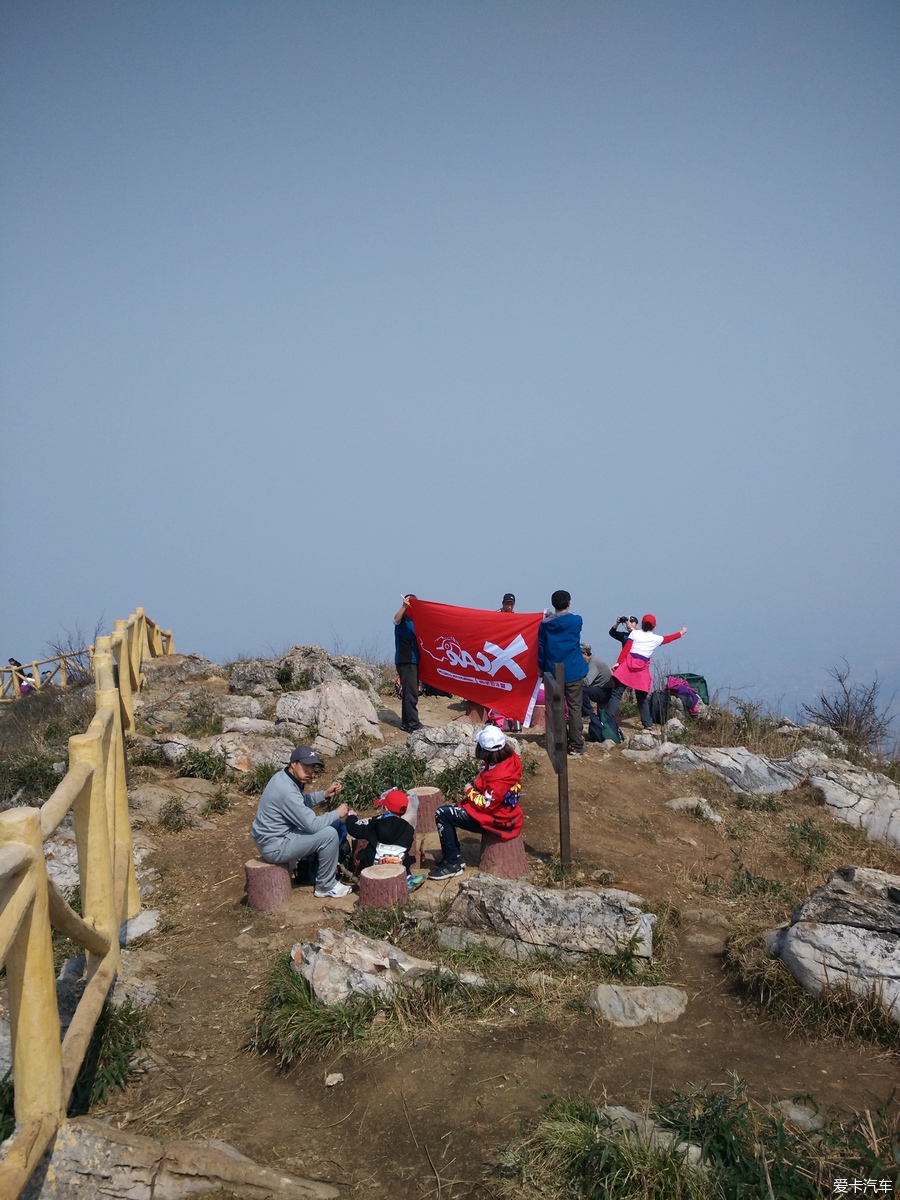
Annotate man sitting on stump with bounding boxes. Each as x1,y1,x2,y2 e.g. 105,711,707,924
250,746,352,899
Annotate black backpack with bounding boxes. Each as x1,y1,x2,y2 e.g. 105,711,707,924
587,710,622,744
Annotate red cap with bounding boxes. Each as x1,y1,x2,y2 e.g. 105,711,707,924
641,613,657,627
376,788,409,815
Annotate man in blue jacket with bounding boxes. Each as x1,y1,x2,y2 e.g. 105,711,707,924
394,593,423,732
538,590,587,756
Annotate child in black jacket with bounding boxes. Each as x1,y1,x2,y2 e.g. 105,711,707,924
345,788,426,892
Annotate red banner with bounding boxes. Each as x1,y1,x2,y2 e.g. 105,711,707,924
408,599,543,723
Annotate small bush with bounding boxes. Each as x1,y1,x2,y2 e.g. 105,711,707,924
240,761,281,796
734,793,782,812
430,757,478,803
202,787,231,816
802,659,894,752
159,797,193,832
339,749,429,808
275,664,293,689
176,747,230,782
182,692,222,738
125,738,167,768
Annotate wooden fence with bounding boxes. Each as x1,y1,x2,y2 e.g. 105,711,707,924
0,609,173,1198
1,621,173,702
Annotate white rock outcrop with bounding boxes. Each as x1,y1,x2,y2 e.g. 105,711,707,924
443,874,655,959
664,746,830,795
768,866,900,1023
406,722,520,774
809,763,900,849
275,680,383,757
664,796,723,823
588,984,688,1027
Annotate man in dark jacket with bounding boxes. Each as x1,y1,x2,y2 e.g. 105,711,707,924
394,594,422,732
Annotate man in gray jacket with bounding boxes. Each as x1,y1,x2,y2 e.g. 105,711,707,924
251,746,352,899
580,644,613,716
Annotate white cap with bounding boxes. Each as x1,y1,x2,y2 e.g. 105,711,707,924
477,726,507,752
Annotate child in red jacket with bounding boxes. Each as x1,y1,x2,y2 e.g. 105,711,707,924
429,727,523,880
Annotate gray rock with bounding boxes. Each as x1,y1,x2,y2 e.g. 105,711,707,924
437,925,535,961
119,909,160,945
275,679,383,757
207,731,294,772
128,777,219,823
663,745,829,795
664,718,686,736
665,796,723,823
221,716,276,735
629,732,658,750
809,763,900,849
217,694,263,719
621,742,679,764
444,874,655,958
588,984,688,1027
772,1100,825,1132
769,866,900,1023
140,654,222,686
406,722,480,773
290,927,484,1006
598,1106,703,1169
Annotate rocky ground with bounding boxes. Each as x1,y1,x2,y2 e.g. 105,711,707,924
9,651,900,1198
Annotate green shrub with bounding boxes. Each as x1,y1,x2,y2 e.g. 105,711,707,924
338,749,429,808
202,787,231,816
430,757,478,802
240,761,281,796
183,693,223,738
68,999,151,1113
176,747,230,782
786,817,831,871
734,793,782,812
159,797,192,832
0,751,60,806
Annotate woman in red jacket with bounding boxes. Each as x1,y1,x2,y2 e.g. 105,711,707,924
429,726,523,880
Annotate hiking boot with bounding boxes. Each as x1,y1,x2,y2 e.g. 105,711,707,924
407,874,427,892
428,861,464,881
314,880,353,899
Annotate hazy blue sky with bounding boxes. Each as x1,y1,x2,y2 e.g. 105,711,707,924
2,1,898,719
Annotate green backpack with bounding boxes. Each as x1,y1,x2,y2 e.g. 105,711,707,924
677,673,710,706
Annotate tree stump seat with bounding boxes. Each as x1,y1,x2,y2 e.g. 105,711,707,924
529,704,546,731
478,832,529,879
245,857,292,913
358,863,408,908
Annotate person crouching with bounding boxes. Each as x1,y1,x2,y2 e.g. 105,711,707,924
429,727,523,880
345,788,426,892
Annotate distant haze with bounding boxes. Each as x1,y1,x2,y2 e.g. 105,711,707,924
1,1,898,725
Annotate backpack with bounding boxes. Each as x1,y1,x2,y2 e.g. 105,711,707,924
648,691,670,724
587,710,622,744
677,673,709,706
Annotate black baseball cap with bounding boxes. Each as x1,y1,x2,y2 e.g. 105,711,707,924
502,593,515,604
289,746,323,766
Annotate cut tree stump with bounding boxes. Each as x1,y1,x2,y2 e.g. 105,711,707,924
358,863,408,908
479,833,529,879
528,704,546,731
245,858,292,913
412,786,444,834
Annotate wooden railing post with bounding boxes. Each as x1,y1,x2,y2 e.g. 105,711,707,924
68,732,118,981
95,674,140,921
2,808,63,1123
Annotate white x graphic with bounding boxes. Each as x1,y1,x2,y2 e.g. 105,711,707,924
483,635,528,681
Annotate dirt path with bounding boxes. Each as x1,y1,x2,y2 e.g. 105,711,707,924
102,698,899,1198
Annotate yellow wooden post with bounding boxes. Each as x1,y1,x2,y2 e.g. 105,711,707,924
95,674,140,920
2,807,64,1123
107,631,134,733
69,730,118,980
59,656,67,688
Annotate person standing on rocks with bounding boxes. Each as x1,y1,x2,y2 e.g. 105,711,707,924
538,590,588,756
394,594,423,733
429,727,523,880
609,615,639,646
250,746,352,899
606,614,687,731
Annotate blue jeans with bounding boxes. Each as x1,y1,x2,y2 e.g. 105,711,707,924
435,804,483,867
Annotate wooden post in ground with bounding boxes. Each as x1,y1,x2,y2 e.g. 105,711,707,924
545,664,571,871
358,864,407,908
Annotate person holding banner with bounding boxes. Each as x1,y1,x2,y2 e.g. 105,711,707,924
537,590,588,756
394,594,423,733
429,726,523,880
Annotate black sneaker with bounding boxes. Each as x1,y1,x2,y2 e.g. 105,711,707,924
568,745,587,756
428,861,464,881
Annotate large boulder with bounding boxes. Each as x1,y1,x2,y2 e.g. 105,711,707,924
290,928,484,1006
208,732,294,772
229,645,382,699
443,875,655,959
406,723,521,774
664,746,830,795
127,777,222,823
140,654,223,687
275,680,383,757
768,866,900,1023
809,763,900,849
